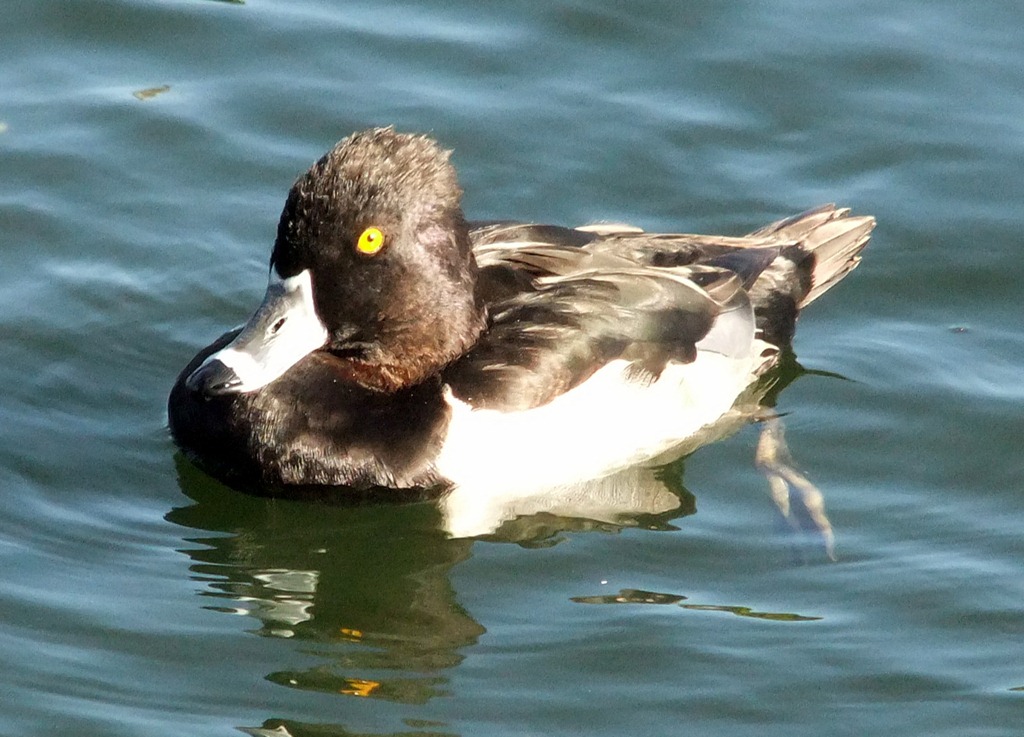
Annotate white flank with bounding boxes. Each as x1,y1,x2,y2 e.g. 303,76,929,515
436,304,765,537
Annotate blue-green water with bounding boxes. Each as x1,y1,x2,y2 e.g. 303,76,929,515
3,1,1023,735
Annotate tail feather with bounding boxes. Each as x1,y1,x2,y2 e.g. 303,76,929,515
746,204,875,346
749,203,852,240
797,213,875,307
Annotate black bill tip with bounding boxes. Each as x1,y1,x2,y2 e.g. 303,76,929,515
185,359,243,396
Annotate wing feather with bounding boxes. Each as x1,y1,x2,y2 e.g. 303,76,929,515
456,205,873,411
447,238,751,410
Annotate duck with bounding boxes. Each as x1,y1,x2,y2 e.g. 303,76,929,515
169,127,874,535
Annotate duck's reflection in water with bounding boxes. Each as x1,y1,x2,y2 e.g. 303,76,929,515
170,464,481,692
168,450,698,736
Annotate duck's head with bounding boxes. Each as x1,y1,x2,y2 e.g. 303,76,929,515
186,128,486,396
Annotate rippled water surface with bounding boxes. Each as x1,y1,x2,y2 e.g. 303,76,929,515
3,1,1023,735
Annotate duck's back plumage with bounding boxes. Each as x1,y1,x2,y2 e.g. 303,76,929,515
442,204,872,414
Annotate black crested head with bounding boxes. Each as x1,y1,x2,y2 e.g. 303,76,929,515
269,128,486,391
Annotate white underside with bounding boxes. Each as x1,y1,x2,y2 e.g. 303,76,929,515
436,332,772,537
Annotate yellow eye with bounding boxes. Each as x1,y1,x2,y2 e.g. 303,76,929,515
356,226,386,255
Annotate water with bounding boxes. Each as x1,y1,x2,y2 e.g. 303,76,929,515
2,1,1023,735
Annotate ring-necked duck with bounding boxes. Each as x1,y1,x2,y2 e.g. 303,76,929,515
169,128,873,534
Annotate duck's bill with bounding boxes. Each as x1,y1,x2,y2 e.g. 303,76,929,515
186,269,328,396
